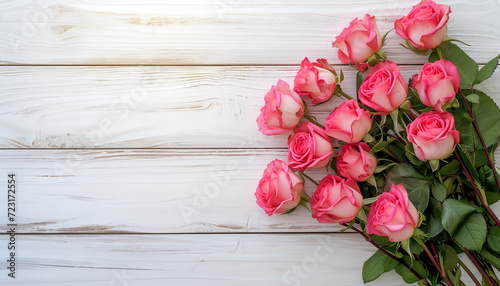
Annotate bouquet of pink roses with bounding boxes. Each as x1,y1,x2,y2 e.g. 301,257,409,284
254,1,500,285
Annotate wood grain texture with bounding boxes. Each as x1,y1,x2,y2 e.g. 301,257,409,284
1,65,499,149
0,233,479,285
0,148,499,234
1,0,499,65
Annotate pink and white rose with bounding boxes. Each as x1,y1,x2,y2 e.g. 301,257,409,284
358,61,408,114
412,59,460,112
395,0,451,50
257,80,305,135
294,58,337,105
255,159,303,216
287,122,333,172
333,14,382,64
311,174,363,224
337,142,377,182
406,111,459,161
324,99,372,144
366,183,419,242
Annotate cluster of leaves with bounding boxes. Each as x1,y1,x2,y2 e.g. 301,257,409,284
360,42,500,285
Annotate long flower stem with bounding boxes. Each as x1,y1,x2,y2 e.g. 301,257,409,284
462,248,496,286
298,171,319,186
334,88,354,100
418,240,454,286
303,115,325,129
458,257,481,286
344,224,426,283
454,150,500,227
458,88,500,195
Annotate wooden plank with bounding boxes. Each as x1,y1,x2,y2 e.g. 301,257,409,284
0,149,339,233
1,65,499,149
1,149,499,234
1,0,499,65
0,233,459,285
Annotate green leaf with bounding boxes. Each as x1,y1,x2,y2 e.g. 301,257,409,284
488,225,500,254
450,91,480,152
481,250,500,271
466,93,480,104
442,244,459,272
440,42,478,89
431,180,447,202
362,250,399,283
428,51,439,63
405,142,424,166
474,54,500,85
472,90,500,149
454,213,487,251
390,164,431,212
395,257,428,284
441,198,482,234
440,160,460,176
441,199,486,250
356,72,363,95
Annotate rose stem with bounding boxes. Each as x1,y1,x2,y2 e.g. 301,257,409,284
418,240,454,286
334,88,354,101
303,115,325,129
454,150,500,227
298,171,319,186
458,257,481,286
458,88,500,195
461,248,496,286
343,224,426,283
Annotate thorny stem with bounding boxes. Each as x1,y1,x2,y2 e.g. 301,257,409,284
458,257,481,286
298,171,319,186
303,115,325,129
454,150,500,227
462,248,496,286
458,88,500,196
418,240,454,286
344,224,427,283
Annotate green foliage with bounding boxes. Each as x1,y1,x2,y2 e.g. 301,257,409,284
395,256,428,284
487,225,500,254
474,54,500,85
441,199,486,250
390,164,431,212
362,250,399,283
472,90,500,149
440,41,478,89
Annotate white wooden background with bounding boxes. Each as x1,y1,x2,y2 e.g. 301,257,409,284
0,0,499,285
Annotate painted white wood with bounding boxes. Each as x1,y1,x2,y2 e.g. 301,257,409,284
0,149,338,233
0,149,499,234
0,233,467,285
1,65,499,148
1,0,499,65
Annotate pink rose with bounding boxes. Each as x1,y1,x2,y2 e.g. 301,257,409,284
324,99,372,144
311,174,363,224
333,14,382,64
255,159,303,216
406,111,459,161
257,80,305,135
337,142,377,182
287,122,333,172
294,58,337,105
366,183,419,242
358,61,408,115
412,59,460,112
395,0,451,50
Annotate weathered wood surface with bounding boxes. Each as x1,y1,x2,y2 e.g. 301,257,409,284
1,0,499,65
0,234,482,285
0,66,498,149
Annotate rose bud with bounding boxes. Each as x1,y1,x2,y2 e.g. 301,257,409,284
406,111,459,161
412,59,460,112
287,122,334,172
257,80,305,135
366,183,419,242
324,99,372,144
337,142,377,182
395,0,451,50
255,159,303,216
294,58,337,105
333,14,382,64
311,174,363,224
358,61,408,115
